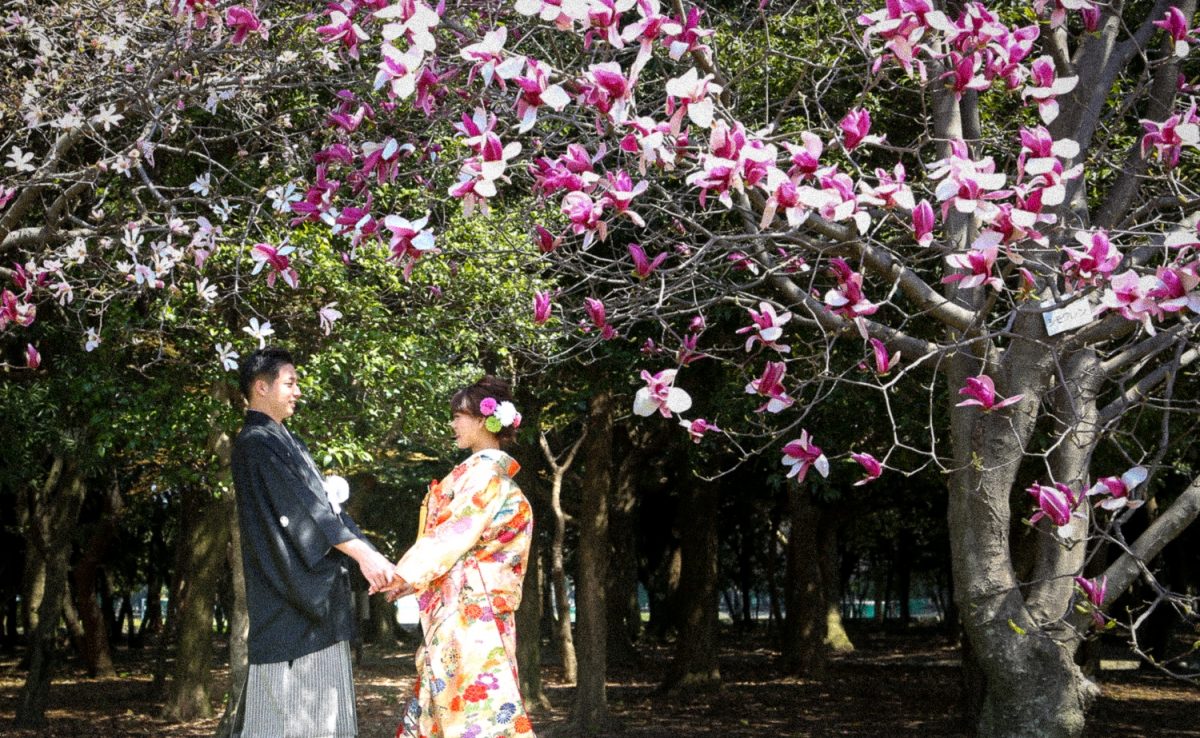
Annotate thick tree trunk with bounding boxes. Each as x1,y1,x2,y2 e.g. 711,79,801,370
819,516,853,653
72,480,123,677
606,428,642,664
570,391,612,732
766,500,784,642
215,485,250,738
16,457,88,727
664,478,720,691
782,484,827,676
947,315,1097,738
516,528,551,712
162,486,230,722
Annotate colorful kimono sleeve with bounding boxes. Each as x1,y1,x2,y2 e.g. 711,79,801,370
243,436,358,571
393,463,505,591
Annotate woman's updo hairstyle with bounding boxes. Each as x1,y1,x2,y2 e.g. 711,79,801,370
451,375,519,445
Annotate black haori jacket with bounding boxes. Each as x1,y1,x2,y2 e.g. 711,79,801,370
231,410,363,664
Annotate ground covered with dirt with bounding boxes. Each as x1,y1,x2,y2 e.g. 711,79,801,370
1,628,1196,737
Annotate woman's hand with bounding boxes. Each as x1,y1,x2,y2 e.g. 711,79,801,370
374,572,415,602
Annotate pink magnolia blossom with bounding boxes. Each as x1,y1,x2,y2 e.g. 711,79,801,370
857,164,915,211
580,62,635,124
1087,466,1148,511
249,243,299,288
677,333,705,365
318,303,342,335
784,132,824,180
459,27,523,89
912,199,935,247
601,170,649,226
224,5,267,45
745,361,794,413
736,301,792,353
928,139,1008,221
533,224,562,254
383,214,437,279
1073,575,1108,626
867,338,900,375
680,417,720,443
1153,6,1199,58
513,58,571,133
941,52,992,101
316,9,368,59
956,373,1023,411
25,343,40,369
1146,265,1200,314
584,297,617,340
633,368,692,417
1027,482,1083,538
561,191,608,249
1034,0,1100,30
533,291,552,324
942,232,1003,290
1097,270,1161,332
628,243,668,278
531,144,603,196
661,4,714,61
1140,104,1199,170
665,67,721,132
781,430,830,482
851,453,882,485
824,258,879,337
1022,56,1079,124
1063,230,1123,288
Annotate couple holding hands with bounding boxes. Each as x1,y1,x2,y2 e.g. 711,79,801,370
229,347,535,738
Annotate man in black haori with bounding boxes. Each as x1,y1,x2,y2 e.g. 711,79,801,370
229,346,394,738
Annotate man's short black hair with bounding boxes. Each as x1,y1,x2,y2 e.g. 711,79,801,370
239,347,295,399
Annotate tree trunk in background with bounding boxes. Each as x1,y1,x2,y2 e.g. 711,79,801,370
664,478,720,692
72,480,123,677
540,428,584,684
215,484,250,738
61,585,86,654
783,485,827,677
646,543,681,640
766,499,784,643
16,456,87,727
570,391,612,732
163,485,230,721
897,529,913,625
819,515,853,653
517,529,550,712
606,427,642,664
736,499,755,630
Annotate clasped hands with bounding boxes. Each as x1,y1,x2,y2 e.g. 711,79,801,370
347,544,415,601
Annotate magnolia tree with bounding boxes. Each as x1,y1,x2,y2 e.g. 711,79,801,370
281,0,1200,735
4,0,1200,736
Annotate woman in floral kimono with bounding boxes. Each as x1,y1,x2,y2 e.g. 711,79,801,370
381,376,536,738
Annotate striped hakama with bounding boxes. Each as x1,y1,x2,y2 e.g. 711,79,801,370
240,639,357,738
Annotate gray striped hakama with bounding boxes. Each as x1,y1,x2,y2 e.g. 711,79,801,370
240,640,357,738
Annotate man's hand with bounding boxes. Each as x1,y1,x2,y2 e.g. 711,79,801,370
334,539,394,591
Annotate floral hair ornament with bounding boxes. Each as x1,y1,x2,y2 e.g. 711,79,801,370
480,397,521,433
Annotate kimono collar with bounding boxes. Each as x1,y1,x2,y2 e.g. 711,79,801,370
243,409,280,427
472,448,521,477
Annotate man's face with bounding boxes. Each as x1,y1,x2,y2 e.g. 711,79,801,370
257,364,301,423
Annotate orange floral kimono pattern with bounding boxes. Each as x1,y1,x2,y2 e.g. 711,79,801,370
394,449,535,738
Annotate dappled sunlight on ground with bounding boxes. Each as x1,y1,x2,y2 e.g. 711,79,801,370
1,628,1197,737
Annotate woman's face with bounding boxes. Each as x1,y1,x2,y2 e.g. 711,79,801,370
450,410,490,451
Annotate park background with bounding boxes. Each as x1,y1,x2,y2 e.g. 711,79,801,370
2,0,1199,736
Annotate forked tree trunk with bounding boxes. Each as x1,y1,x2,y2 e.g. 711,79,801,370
16,456,88,727
539,428,584,683
570,391,612,732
